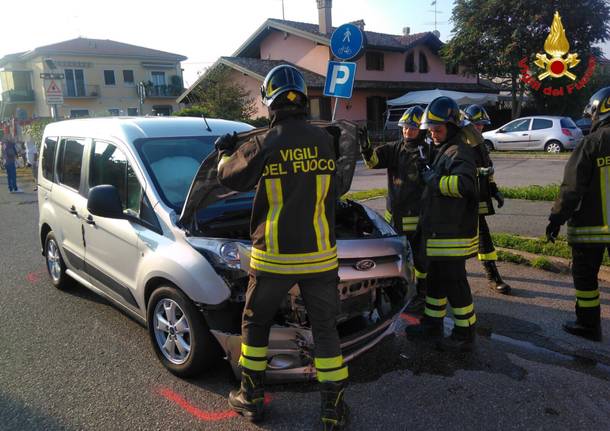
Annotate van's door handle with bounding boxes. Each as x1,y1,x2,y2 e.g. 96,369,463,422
86,215,96,226
69,205,78,215
521,134,528,136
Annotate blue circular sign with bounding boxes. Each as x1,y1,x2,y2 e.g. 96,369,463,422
330,23,365,61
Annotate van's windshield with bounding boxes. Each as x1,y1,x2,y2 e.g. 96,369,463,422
135,136,218,211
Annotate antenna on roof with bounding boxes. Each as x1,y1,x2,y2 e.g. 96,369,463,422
202,114,212,132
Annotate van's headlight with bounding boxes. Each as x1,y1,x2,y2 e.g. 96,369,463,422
219,242,241,268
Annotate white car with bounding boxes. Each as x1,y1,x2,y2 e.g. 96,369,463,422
483,116,583,152
37,117,412,382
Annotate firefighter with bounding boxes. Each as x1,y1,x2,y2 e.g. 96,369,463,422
405,96,479,352
360,106,429,315
545,87,610,342
462,105,511,294
216,64,349,429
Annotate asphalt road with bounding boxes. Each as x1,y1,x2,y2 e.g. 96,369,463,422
1,174,609,431
350,155,568,192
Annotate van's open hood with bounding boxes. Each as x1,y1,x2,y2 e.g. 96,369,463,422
179,119,363,229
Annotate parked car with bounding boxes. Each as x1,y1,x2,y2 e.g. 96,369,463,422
37,117,412,382
574,117,592,136
482,116,583,152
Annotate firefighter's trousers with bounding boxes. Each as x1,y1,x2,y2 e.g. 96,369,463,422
478,216,497,261
239,271,348,383
424,259,476,329
571,246,604,326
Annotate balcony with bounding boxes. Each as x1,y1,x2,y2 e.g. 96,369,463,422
145,85,182,98
1,89,35,103
63,84,100,98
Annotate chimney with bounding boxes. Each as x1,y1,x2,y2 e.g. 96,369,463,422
350,19,365,30
316,0,332,35
403,27,410,36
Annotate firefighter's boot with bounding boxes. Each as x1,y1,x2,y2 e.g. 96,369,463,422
228,369,265,422
563,320,602,342
483,260,511,295
405,316,443,340
438,326,476,352
405,277,426,315
321,380,349,430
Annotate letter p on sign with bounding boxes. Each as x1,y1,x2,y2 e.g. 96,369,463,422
324,61,356,99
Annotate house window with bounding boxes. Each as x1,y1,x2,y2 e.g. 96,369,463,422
366,52,384,71
405,51,415,73
419,52,429,73
309,97,332,121
70,109,89,118
108,108,120,116
123,70,135,85
127,107,138,116
152,105,172,116
151,71,166,86
445,62,459,75
104,70,116,85
65,69,85,97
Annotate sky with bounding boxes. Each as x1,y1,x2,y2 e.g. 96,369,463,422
1,0,609,87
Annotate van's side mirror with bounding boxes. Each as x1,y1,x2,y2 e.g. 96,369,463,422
497,129,505,133
88,185,124,219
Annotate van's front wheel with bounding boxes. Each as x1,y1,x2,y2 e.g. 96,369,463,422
147,286,220,377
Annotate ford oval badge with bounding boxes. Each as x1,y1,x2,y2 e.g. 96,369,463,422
354,259,376,271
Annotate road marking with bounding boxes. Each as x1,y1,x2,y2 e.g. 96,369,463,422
156,387,272,422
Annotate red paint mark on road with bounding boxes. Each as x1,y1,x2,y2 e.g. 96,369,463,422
156,387,272,422
26,271,42,284
400,313,421,325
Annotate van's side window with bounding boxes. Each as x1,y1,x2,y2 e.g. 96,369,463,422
41,136,58,181
57,138,85,190
90,141,143,217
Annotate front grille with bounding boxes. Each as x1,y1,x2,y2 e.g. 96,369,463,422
338,255,400,268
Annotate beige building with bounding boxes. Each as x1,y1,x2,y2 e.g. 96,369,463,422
0,37,187,120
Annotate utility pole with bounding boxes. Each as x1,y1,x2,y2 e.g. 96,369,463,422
282,0,285,19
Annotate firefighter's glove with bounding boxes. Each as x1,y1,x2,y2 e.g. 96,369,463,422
421,167,439,186
478,166,494,177
489,182,504,208
358,126,373,158
545,220,561,243
214,132,238,153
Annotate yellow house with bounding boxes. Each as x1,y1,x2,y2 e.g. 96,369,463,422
0,37,187,120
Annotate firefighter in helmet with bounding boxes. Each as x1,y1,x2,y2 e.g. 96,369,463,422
405,96,479,351
360,106,430,315
215,65,348,429
462,104,511,294
546,87,610,342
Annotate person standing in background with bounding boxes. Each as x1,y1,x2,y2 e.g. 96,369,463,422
2,137,21,193
25,138,38,191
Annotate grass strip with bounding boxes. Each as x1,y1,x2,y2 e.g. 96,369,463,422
492,232,610,266
498,184,559,201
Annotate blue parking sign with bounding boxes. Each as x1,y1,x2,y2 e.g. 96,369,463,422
324,61,357,99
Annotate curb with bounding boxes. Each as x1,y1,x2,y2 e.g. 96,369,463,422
496,246,610,283
490,153,569,161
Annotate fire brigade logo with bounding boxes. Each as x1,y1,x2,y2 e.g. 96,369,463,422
518,10,596,97
533,11,579,80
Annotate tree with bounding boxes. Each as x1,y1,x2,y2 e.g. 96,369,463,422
175,65,257,121
22,119,55,150
442,0,610,118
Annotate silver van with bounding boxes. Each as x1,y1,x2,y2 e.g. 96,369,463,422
38,117,411,382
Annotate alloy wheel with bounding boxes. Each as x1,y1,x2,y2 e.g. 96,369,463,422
153,298,192,365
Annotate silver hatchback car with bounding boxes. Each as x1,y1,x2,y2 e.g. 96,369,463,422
482,116,583,152
37,117,412,382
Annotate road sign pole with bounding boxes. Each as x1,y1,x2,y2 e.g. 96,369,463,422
332,97,339,122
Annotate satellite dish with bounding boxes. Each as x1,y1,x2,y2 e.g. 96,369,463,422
432,30,441,38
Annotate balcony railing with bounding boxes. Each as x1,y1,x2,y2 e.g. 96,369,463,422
1,89,35,102
63,84,100,98
145,85,182,98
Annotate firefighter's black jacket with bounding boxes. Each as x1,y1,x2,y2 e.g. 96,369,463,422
420,130,479,260
217,108,338,276
462,124,496,216
550,122,610,246
362,134,428,233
